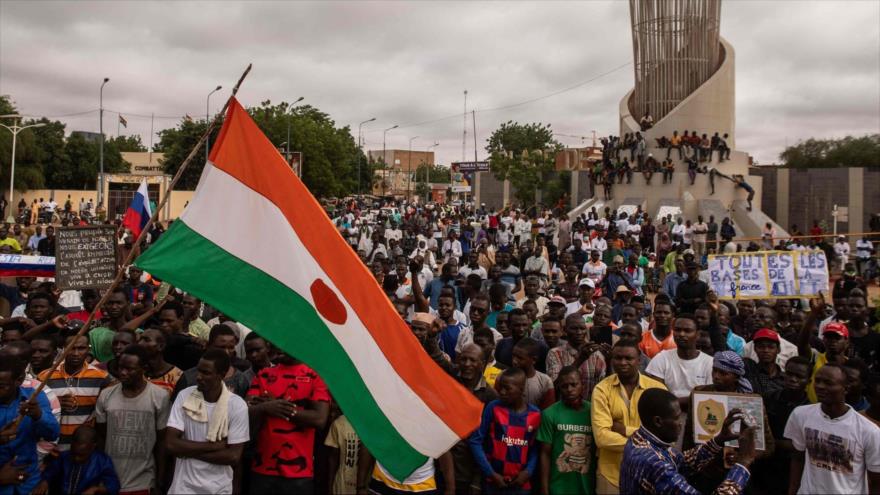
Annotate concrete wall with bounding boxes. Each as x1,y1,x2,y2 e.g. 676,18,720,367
16,188,194,221
475,172,505,210
749,166,880,238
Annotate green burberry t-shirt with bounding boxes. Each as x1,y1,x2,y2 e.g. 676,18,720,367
536,400,596,495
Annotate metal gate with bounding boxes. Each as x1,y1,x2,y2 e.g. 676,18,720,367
107,182,160,221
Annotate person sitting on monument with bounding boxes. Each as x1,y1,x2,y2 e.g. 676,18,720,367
617,158,633,184
699,133,712,162
643,154,659,184
718,133,731,161
666,131,683,160
662,159,675,184
639,110,654,131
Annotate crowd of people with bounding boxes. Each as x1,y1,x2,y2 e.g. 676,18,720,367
590,129,742,204
0,197,876,494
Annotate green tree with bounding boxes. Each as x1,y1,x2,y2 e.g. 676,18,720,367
486,121,562,207
158,100,366,197
0,96,46,193
155,118,216,190
108,134,147,152
780,134,880,168
541,171,571,210
414,163,451,183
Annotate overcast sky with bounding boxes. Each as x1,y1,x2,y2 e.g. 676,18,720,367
1,0,878,166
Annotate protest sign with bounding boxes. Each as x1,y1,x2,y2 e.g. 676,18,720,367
692,391,766,450
707,250,828,300
55,225,118,290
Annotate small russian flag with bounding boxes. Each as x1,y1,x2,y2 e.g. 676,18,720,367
122,179,152,238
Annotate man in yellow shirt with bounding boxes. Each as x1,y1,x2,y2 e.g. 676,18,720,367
591,341,666,494
0,228,21,252
666,130,683,160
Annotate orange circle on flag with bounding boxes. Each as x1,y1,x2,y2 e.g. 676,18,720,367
310,279,347,325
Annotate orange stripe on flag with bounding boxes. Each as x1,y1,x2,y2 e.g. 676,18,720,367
209,99,481,437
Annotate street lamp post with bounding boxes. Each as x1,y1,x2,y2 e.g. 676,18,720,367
407,136,419,200
382,125,398,196
287,97,304,177
206,85,222,162
99,77,109,206
0,115,45,221
425,141,439,203
357,117,375,196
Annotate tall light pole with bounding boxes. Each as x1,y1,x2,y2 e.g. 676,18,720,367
98,77,109,206
382,124,398,196
287,97,304,177
425,141,439,203
0,115,45,221
406,136,419,200
357,117,375,196
206,85,222,162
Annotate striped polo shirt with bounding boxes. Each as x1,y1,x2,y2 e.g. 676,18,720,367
38,361,110,450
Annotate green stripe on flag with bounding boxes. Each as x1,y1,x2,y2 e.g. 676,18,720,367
136,220,429,479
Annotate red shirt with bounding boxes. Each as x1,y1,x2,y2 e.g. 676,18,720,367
67,309,102,322
248,363,330,478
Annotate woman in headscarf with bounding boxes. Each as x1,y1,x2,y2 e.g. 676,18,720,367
682,351,775,493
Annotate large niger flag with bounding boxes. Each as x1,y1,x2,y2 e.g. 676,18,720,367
137,98,483,478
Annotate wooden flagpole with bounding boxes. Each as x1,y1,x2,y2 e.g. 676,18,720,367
14,64,253,422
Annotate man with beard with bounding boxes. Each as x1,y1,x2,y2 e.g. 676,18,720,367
449,344,498,494
591,341,666,493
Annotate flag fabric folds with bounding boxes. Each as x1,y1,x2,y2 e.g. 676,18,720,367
0,254,55,277
135,97,483,479
121,179,152,238
118,114,128,128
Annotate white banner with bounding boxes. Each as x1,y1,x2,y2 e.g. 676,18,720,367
707,250,829,299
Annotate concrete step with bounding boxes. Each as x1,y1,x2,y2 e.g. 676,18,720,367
730,199,790,246
655,198,683,222
617,197,647,218
568,196,600,221
698,198,744,240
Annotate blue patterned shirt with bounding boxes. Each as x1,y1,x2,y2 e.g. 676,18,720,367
620,426,750,495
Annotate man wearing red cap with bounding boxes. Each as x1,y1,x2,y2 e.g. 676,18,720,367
797,295,851,403
744,329,786,401
743,324,799,368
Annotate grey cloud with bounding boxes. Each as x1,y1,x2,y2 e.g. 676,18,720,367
1,0,877,168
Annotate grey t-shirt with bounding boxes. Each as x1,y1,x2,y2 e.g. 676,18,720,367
524,371,553,406
95,382,170,491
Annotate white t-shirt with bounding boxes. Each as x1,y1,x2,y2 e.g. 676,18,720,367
627,223,641,239
672,224,686,243
167,386,250,495
784,404,880,495
582,260,607,283
856,240,873,259
460,265,488,281
683,226,695,245
743,335,799,368
645,349,713,398
590,237,608,254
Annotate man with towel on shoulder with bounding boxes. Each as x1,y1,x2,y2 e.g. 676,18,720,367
165,348,250,494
